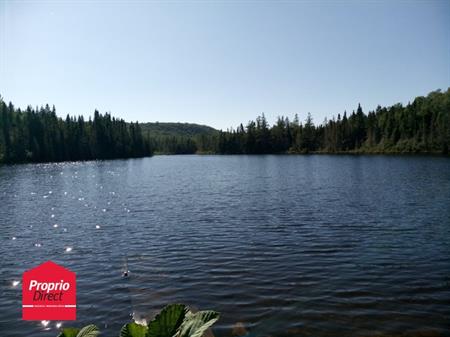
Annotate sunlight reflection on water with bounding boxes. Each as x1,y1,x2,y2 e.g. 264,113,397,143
0,156,449,337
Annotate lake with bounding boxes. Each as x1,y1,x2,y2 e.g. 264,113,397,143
1,155,449,337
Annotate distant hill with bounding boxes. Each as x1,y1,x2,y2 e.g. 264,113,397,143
140,122,218,138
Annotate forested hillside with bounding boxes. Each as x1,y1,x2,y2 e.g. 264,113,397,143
141,122,218,154
0,101,152,163
140,122,217,138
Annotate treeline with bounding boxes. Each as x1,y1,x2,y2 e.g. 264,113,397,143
156,89,450,155
150,135,198,154
1,89,448,163
0,100,152,163
141,122,217,154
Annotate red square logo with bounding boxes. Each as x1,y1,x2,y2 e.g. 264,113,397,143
22,261,76,320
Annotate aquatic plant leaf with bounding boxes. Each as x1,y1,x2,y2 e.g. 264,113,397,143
147,304,187,337
76,324,100,337
178,311,220,337
119,322,148,337
57,328,79,337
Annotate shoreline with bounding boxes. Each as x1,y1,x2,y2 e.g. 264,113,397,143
1,151,448,166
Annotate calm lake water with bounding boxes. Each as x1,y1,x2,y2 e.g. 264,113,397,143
1,155,449,337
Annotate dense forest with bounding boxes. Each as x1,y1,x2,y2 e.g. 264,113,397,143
176,88,450,155
1,88,448,163
0,100,152,163
140,122,217,138
141,122,217,155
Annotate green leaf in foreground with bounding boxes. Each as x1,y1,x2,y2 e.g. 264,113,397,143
54,304,220,337
57,327,79,337
76,325,100,337
57,325,99,337
120,322,148,337
147,303,187,337
178,310,220,337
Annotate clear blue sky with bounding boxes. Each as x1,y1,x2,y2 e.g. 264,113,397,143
1,0,449,130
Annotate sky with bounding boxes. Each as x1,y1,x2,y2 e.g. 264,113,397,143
1,0,449,130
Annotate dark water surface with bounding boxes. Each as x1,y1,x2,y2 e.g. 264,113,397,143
1,155,449,337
